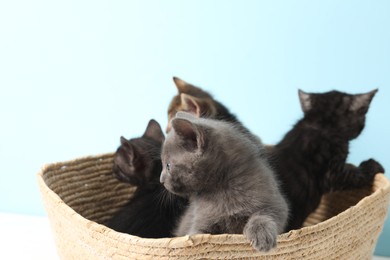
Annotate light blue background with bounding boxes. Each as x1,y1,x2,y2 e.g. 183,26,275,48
0,0,389,256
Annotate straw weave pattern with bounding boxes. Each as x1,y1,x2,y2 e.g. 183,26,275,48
37,153,390,259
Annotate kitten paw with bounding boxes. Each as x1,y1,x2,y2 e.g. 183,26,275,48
359,159,385,175
243,215,277,252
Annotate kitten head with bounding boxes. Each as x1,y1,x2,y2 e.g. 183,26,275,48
113,119,165,186
298,89,378,139
160,112,224,196
166,77,220,132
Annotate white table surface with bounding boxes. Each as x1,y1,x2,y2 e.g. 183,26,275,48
0,213,59,260
0,212,388,260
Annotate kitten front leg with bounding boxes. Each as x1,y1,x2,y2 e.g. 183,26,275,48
325,159,385,192
174,206,195,236
175,207,222,236
359,158,385,176
243,213,278,252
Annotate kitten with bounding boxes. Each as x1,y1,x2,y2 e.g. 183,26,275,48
167,77,238,127
167,77,263,151
269,89,385,231
106,119,187,238
167,82,384,231
112,119,164,186
160,112,288,252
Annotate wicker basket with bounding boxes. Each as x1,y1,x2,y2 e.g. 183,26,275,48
37,153,390,259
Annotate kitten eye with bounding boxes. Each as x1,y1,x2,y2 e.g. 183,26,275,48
166,163,171,174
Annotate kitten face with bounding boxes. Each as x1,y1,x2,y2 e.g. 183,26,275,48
160,113,215,196
298,89,377,139
113,119,164,186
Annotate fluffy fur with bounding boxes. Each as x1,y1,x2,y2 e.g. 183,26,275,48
112,120,164,186
167,80,385,232
269,89,385,230
106,119,187,238
160,112,288,252
167,77,263,149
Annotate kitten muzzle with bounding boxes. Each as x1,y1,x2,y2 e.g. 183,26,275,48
160,172,165,184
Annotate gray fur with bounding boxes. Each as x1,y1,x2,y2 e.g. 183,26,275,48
160,112,288,252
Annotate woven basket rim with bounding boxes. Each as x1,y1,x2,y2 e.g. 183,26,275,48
36,153,390,249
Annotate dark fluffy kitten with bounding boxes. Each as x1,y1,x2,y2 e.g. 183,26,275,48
112,120,164,186
161,112,288,252
269,89,385,231
106,119,187,238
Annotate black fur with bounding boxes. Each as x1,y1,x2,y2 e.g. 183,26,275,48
269,89,385,231
106,184,187,238
106,120,188,238
168,81,385,233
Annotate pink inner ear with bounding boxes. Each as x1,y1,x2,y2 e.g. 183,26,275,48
298,90,311,112
350,90,377,112
181,94,200,116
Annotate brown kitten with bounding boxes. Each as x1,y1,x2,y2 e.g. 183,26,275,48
167,77,242,132
167,77,264,152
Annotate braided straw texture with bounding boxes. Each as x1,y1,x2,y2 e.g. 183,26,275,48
37,153,390,259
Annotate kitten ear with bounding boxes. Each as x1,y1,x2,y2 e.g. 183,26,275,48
173,77,190,93
118,138,138,162
298,89,312,113
120,136,128,145
143,119,165,143
172,118,205,151
350,89,378,112
180,93,203,117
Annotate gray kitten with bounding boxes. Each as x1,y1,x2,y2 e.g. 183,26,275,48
160,112,288,252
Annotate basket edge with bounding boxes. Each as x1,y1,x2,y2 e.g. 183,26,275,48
37,153,390,250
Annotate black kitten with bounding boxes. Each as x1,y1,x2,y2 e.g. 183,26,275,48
106,119,187,238
269,89,385,231
112,119,164,186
